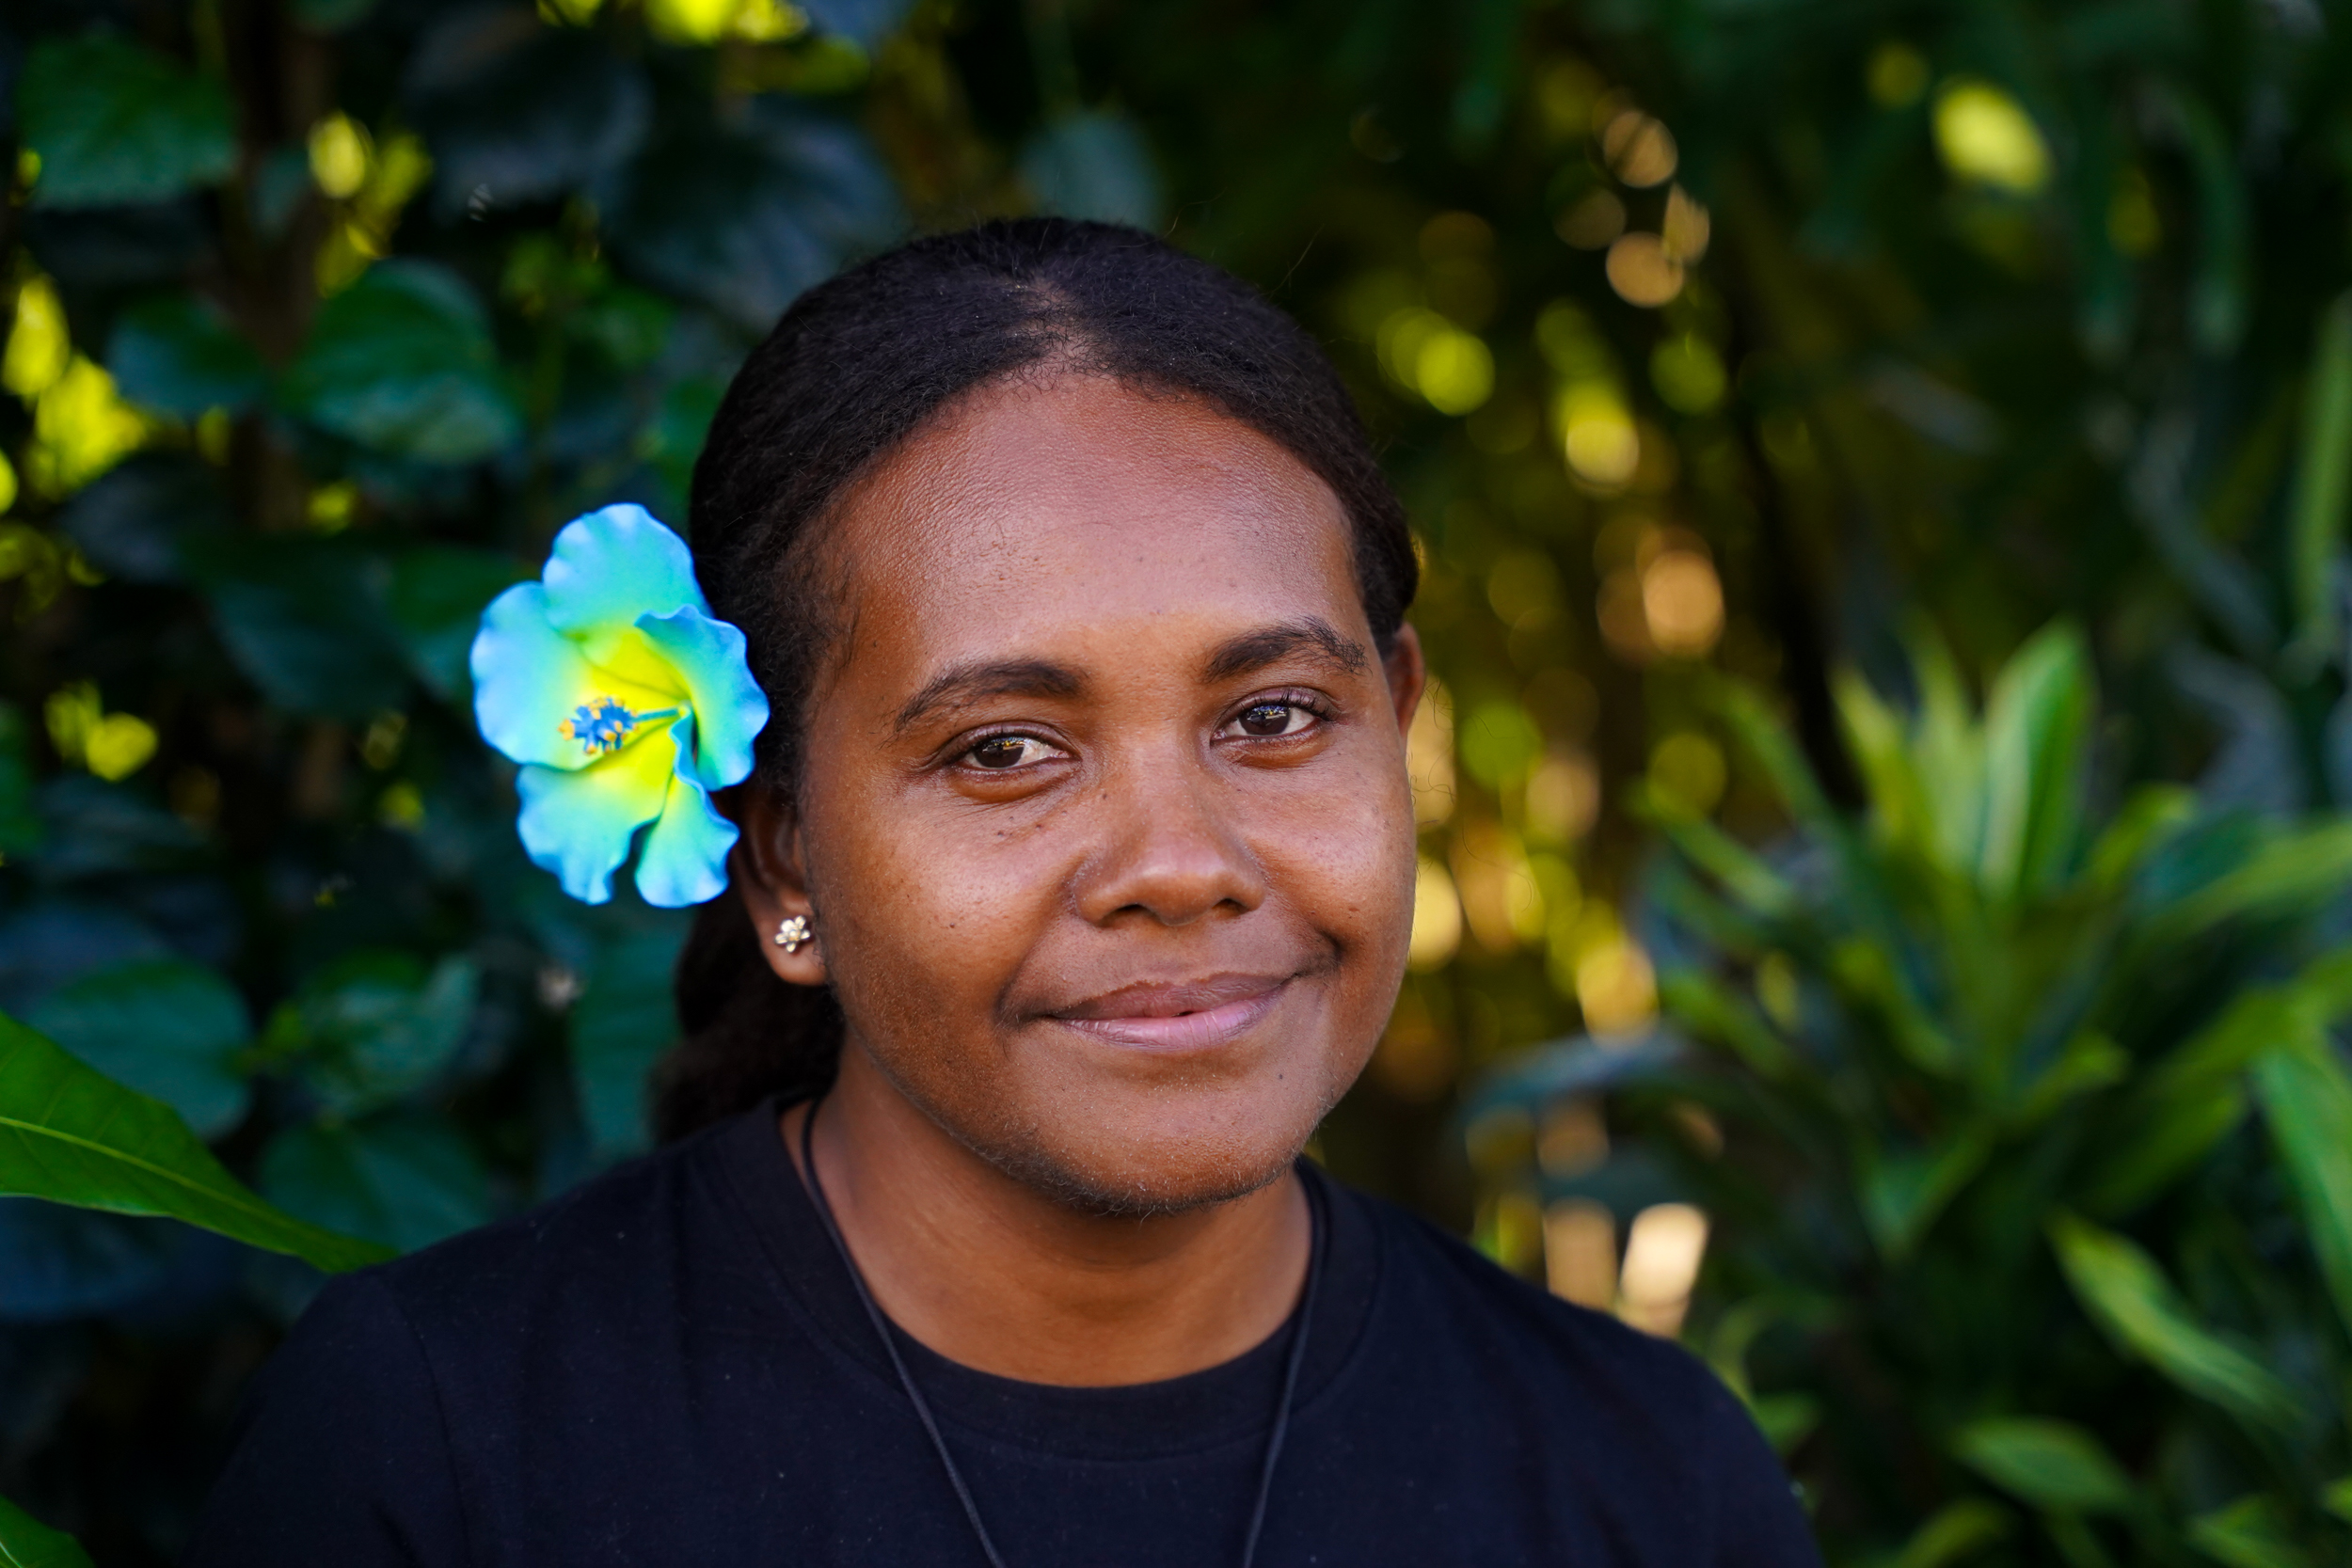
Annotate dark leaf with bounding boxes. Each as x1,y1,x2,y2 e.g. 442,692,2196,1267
258,1113,489,1254
106,294,266,419
405,8,651,215
569,916,687,1159
385,545,525,703
0,1491,95,1568
19,33,234,209
605,103,900,331
281,261,521,464
27,958,250,1140
0,1010,385,1273
57,453,233,585
265,950,480,1117
190,537,412,719
1018,112,1166,230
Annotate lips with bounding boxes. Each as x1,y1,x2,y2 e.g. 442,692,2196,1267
1048,973,1292,1053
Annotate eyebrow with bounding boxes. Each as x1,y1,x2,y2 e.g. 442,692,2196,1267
1200,618,1370,684
894,659,1085,735
891,619,1370,736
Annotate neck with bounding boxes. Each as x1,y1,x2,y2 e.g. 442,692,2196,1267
784,1048,1311,1386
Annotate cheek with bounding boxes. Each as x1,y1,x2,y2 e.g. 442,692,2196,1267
800,774,1069,1040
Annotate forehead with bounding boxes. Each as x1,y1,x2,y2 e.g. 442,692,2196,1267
818,375,1361,673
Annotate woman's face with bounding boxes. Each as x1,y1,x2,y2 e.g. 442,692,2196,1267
753,373,1422,1213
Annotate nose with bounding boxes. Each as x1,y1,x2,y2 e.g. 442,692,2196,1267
1072,754,1267,927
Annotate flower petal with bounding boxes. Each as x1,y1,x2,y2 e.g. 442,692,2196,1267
635,605,770,788
472,583,596,769
513,729,677,903
540,503,708,636
635,762,739,908
473,583,677,770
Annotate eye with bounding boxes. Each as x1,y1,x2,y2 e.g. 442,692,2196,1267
1223,699,1321,739
963,734,1057,769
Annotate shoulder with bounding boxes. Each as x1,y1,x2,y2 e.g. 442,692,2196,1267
1338,1184,1819,1565
1343,1183,1773,1460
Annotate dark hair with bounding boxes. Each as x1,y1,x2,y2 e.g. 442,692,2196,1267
653,218,1417,1142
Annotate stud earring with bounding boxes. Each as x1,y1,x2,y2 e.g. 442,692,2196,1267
773,914,813,955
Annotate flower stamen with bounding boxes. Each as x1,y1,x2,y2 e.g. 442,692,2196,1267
559,696,679,756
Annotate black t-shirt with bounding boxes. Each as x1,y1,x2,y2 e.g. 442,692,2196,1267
184,1101,1820,1567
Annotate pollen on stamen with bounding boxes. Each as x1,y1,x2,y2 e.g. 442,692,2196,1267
560,695,640,756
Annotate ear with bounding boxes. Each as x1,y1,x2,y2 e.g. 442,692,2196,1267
731,784,828,987
1382,622,1427,738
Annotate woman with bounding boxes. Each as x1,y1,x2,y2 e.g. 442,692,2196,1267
188,220,1818,1566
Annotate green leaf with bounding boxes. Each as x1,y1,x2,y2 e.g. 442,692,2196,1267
2322,1477,2352,1525
2285,293,2352,660
1643,794,1795,917
1891,1499,2011,1568
2250,1043,2352,1341
1976,623,2090,900
2083,785,2195,892
0,1010,387,1273
2010,1032,2129,1129
385,546,525,702
1660,968,1796,1080
2048,1212,2299,1432
1019,111,1167,229
2142,820,2352,949
281,262,521,465
18,33,235,209
569,919,688,1159
0,705,44,857
1863,1133,1991,1259
259,1113,489,1254
265,952,480,1118
2187,1495,2312,1568
1835,666,1934,861
1951,1417,2136,1514
191,537,413,720
27,958,251,1140
107,294,267,419
0,1493,95,1568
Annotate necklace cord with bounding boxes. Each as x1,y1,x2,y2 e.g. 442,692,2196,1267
794,1098,1320,1568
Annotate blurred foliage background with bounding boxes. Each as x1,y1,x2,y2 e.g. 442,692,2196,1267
8,0,2352,1561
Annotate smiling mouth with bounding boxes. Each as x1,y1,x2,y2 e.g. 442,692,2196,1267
1048,975,1293,1054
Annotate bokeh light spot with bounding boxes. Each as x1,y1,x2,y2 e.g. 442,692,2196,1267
1933,80,2050,195
1605,232,1684,308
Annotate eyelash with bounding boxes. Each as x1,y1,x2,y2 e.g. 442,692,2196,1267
946,691,1335,773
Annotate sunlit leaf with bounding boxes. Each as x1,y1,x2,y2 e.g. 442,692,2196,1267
2048,1212,2299,1432
1951,1417,2135,1514
0,1010,385,1273
1976,622,2090,900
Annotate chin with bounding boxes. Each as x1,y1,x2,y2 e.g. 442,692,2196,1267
961,1083,1330,1218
